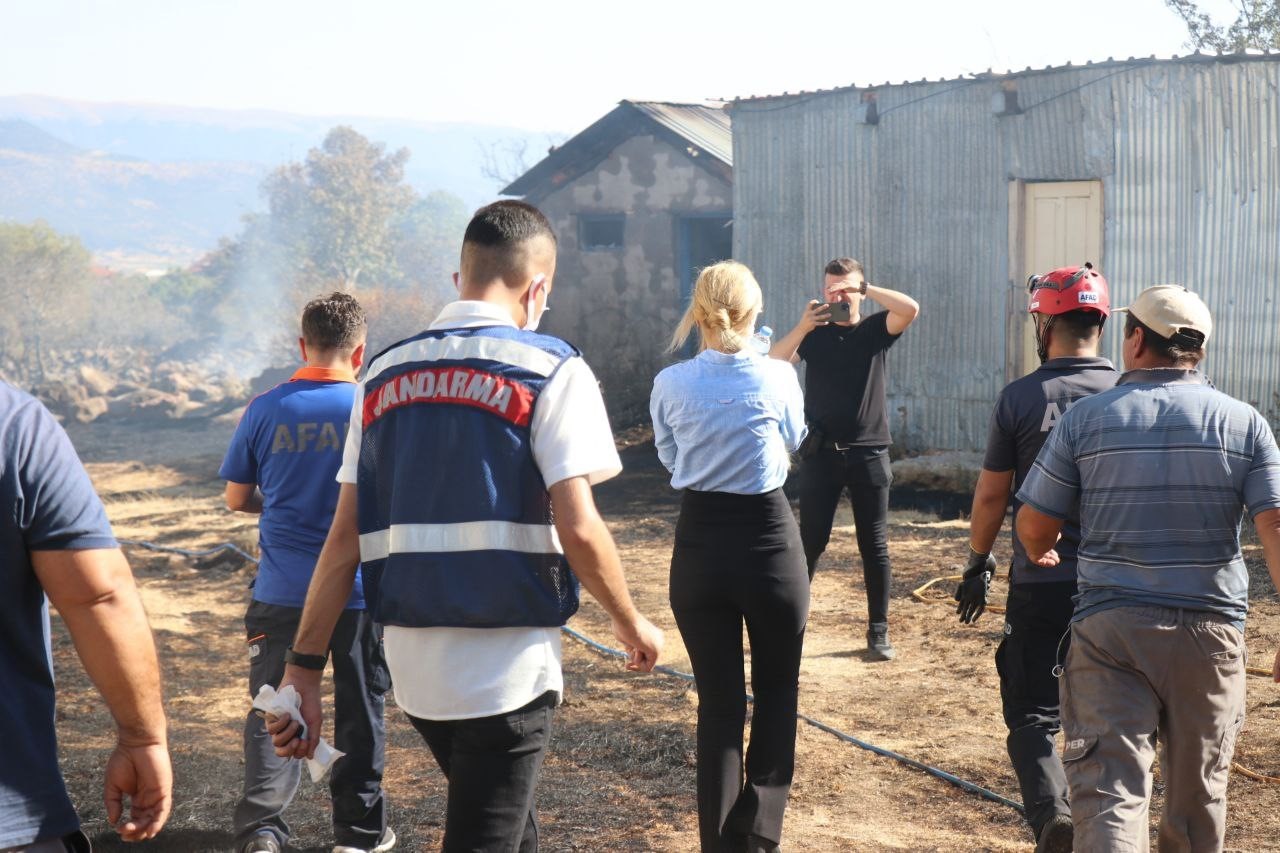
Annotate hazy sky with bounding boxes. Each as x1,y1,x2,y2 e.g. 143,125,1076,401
0,0,1243,132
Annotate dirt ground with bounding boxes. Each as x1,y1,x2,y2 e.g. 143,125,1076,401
53,418,1280,852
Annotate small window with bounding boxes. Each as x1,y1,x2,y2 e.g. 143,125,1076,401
579,214,625,250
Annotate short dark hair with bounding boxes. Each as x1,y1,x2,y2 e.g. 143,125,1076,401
1124,313,1205,367
462,200,557,284
1052,309,1106,341
824,257,864,277
301,292,367,352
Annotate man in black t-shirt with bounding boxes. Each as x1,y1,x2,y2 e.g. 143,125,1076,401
770,257,919,661
954,264,1116,853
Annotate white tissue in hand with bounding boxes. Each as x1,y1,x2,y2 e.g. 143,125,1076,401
252,683,345,782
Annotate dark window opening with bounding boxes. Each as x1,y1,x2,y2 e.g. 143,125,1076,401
579,214,625,250
676,214,733,356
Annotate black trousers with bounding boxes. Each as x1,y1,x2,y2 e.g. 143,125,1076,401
669,488,810,853
407,690,557,853
234,600,391,849
996,581,1075,837
797,446,893,624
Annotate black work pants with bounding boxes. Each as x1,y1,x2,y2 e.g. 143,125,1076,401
996,580,1075,838
669,488,810,852
234,600,391,850
797,446,893,624
407,690,557,853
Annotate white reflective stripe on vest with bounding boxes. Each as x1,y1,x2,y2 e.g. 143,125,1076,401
365,334,562,387
359,521,563,562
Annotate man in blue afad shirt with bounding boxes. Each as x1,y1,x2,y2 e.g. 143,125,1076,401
1,381,171,851
1017,285,1280,852
221,293,393,853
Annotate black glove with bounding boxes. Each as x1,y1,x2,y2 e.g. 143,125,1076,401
955,549,996,624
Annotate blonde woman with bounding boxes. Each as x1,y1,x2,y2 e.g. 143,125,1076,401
650,261,808,853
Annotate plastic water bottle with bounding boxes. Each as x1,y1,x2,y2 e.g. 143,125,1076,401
751,325,773,356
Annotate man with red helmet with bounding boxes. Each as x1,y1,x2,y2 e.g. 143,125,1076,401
955,264,1117,853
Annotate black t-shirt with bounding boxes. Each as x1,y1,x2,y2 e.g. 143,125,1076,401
982,356,1118,584
797,311,901,445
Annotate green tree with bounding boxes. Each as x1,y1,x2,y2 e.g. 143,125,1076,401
263,126,414,290
393,190,469,292
1166,0,1280,50
202,128,475,372
152,268,222,319
0,221,92,383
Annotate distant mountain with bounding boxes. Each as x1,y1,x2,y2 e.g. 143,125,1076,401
0,95,558,269
0,95,553,205
0,119,85,157
0,125,264,270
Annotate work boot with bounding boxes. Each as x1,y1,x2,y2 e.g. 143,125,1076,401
866,623,895,661
1034,814,1073,853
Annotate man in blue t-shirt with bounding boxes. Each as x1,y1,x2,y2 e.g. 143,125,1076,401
220,293,393,853
1,381,171,850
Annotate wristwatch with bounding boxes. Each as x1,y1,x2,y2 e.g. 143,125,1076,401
284,645,328,671
859,280,869,295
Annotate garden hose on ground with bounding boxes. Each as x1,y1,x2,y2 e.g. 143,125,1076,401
119,538,1027,814
911,569,1280,784
119,539,1280,794
911,573,1006,615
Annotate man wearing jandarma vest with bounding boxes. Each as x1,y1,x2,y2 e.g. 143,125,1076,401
270,200,664,851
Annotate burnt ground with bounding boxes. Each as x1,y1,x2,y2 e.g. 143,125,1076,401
51,418,1280,851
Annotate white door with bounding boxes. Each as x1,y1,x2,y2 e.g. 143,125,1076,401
1009,180,1104,377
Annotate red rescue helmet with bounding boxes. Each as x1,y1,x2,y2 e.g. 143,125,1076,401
1026,263,1110,317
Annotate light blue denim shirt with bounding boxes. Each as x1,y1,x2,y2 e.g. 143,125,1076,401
650,349,808,495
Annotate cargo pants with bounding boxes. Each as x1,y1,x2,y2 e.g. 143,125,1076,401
233,600,392,851
996,580,1075,839
1059,606,1247,853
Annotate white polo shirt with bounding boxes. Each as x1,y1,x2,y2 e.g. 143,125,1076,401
338,300,621,720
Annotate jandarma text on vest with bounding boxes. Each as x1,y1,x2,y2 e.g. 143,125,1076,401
364,366,534,427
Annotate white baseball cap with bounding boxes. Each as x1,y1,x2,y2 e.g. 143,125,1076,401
1118,284,1212,345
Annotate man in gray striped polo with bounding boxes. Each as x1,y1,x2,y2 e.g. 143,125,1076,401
1014,284,1280,852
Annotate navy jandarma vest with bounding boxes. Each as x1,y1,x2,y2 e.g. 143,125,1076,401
356,324,581,628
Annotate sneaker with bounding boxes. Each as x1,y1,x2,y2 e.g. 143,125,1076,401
239,833,283,853
1034,814,1073,853
866,623,896,661
333,828,396,853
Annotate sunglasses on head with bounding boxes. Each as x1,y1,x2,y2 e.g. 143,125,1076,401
1027,262,1093,294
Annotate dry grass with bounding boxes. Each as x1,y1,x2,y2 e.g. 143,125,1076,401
49,420,1280,851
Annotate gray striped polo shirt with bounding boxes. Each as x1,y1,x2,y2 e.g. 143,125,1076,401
1017,368,1280,626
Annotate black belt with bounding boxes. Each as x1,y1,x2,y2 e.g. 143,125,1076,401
822,441,862,452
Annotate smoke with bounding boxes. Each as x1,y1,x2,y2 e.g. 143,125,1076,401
211,219,303,380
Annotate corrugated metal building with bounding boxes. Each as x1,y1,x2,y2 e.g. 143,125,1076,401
504,100,732,424
730,53,1280,453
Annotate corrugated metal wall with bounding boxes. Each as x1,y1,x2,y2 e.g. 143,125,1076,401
732,57,1280,451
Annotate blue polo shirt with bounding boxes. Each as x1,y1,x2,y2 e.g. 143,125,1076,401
220,368,364,609
1,381,117,847
1018,368,1280,626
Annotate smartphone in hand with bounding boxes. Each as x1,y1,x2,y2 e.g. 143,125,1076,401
826,302,852,323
